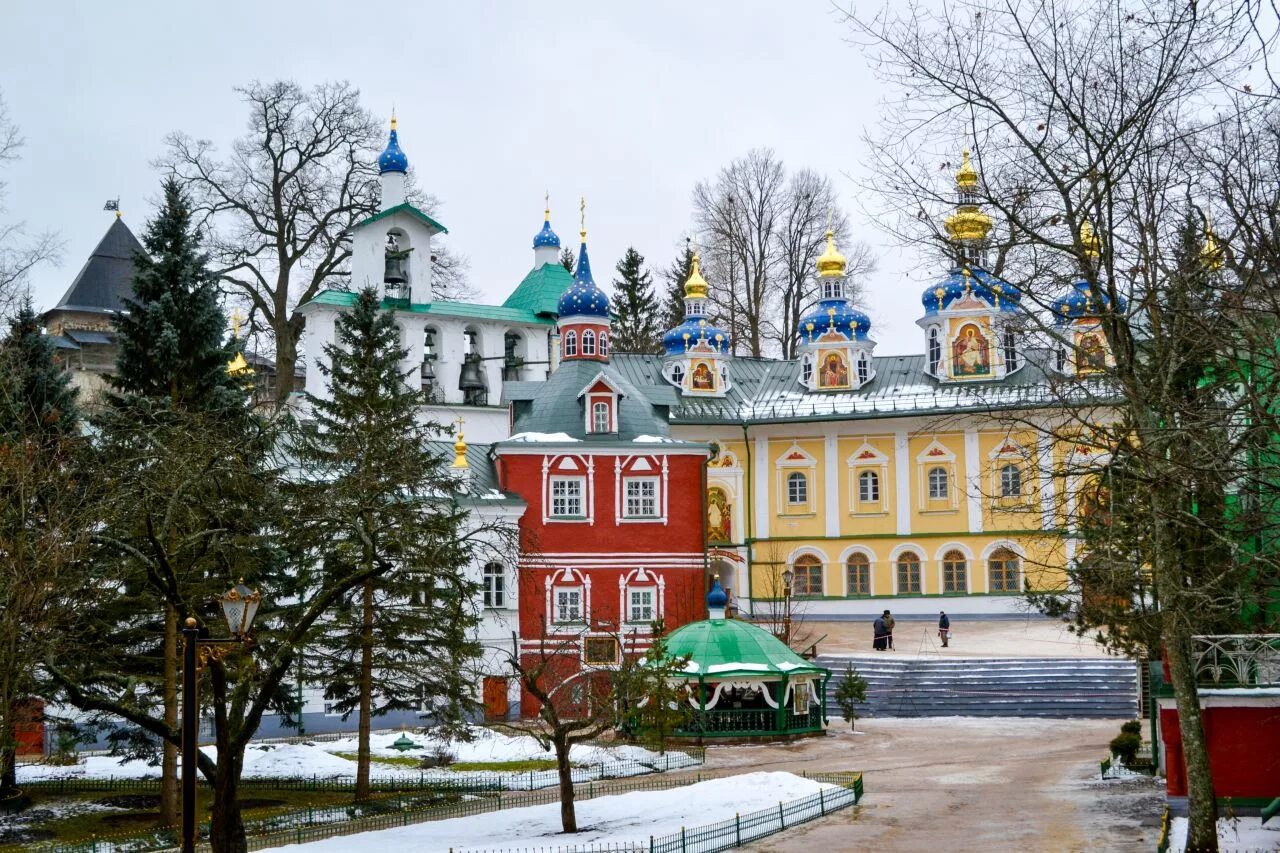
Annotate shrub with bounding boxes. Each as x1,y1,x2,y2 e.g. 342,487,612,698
1120,720,1142,736
1109,732,1142,766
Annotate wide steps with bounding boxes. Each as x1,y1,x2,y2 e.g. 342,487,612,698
817,655,1138,719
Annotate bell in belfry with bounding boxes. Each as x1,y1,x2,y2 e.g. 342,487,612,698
458,352,487,406
384,233,411,287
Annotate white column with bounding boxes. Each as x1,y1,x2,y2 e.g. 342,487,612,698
1037,431,1056,530
381,172,406,210
398,315,427,390
753,435,769,537
964,428,983,533
824,432,839,538
894,429,911,535
437,320,465,405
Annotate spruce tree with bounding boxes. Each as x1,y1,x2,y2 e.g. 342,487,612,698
559,246,576,275
610,247,661,354
0,299,79,440
662,244,696,333
294,287,480,800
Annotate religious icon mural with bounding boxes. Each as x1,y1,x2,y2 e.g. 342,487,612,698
1076,332,1107,372
691,361,716,391
817,350,850,389
707,486,732,543
951,324,991,377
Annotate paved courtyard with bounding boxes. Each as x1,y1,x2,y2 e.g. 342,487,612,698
697,716,1165,853
803,616,1117,659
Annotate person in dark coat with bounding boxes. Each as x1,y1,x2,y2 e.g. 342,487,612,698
882,609,896,650
872,615,887,651
938,610,951,647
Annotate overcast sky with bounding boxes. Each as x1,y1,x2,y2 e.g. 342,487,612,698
2,0,947,355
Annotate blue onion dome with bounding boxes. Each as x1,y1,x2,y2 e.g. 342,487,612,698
799,300,872,343
921,266,1021,314
378,117,409,175
663,317,731,355
556,235,610,318
706,578,728,611
1051,279,1127,325
532,204,560,249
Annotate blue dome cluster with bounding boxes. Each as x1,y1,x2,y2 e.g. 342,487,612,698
532,218,561,249
920,266,1021,314
378,126,408,175
1051,280,1126,325
798,299,872,343
556,243,610,318
706,578,728,610
663,317,731,355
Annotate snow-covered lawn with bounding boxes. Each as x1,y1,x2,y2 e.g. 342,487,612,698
1168,816,1280,852
259,771,834,853
17,727,696,788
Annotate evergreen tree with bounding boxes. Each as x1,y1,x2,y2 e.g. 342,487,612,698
294,286,480,800
833,663,868,731
559,246,576,275
0,299,79,440
610,248,661,354
662,244,696,333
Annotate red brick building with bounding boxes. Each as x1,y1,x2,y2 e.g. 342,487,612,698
493,231,711,717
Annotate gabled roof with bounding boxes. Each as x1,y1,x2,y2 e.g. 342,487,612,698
353,203,448,235
502,262,574,316
501,359,674,443
303,290,553,326
46,218,145,317
577,372,625,399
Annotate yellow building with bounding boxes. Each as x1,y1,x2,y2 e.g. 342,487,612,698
606,149,1106,618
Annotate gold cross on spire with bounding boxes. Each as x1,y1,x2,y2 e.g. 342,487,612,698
230,308,245,339
580,196,587,241
545,190,550,219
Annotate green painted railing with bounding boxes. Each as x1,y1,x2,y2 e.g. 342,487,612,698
676,707,823,738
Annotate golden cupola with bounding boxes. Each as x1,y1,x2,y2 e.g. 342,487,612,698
943,148,994,246
1079,220,1101,260
684,250,709,299
1201,221,1224,271
816,229,847,278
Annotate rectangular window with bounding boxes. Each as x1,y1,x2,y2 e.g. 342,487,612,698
483,563,505,608
857,471,880,504
624,478,658,518
550,477,584,518
793,562,823,596
584,636,618,665
592,400,610,433
555,587,582,622
628,588,654,622
927,466,950,500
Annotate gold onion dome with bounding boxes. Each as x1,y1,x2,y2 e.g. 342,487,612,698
451,417,469,470
943,147,992,244
226,310,253,377
955,147,979,190
684,251,709,299
1201,222,1224,271
816,229,847,278
1079,220,1101,260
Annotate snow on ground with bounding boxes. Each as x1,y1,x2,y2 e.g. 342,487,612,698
1169,816,1280,852
313,726,672,766
259,771,833,853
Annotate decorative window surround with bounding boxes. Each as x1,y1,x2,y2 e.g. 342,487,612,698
776,442,817,516
916,438,959,513
618,567,665,625
847,441,890,515
542,454,594,524
614,456,669,524
545,568,591,625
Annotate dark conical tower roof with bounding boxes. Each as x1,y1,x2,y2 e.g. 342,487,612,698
49,217,145,315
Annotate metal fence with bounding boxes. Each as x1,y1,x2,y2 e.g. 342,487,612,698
451,771,865,853
1193,634,1280,688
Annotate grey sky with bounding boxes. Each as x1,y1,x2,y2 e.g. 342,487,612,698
2,0,944,354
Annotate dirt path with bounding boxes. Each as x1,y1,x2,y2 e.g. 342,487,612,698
695,717,1164,853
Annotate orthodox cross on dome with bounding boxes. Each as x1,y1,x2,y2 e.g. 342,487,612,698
580,195,587,241
451,416,469,471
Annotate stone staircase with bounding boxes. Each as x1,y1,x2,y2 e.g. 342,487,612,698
818,655,1139,718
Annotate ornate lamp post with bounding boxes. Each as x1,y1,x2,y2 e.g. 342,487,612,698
781,568,794,647
181,582,263,853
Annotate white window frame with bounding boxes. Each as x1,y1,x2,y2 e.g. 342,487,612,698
627,587,656,623
1003,328,1020,372
801,355,813,385
927,466,949,500
549,476,585,519
598,332,609,358
917,440,959,512
822,280,842,300
858,469,880,504
895,551,923,594
623,477,659,519
999,463,1023,498
591,400,611,433
582,329,596,356
554,586,583,623
563,330,577,357
928,326,942,375
856,352,870,384
787,471,809,506
482,562,506,609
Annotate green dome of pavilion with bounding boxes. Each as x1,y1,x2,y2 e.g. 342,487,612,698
666,602,828,680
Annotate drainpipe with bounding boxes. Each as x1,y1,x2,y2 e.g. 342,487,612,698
741,422,754,611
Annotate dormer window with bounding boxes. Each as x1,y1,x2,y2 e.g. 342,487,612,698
801,355,813,385
592,401,610,433
582,329,596,356
928,327,942,375
579,375,621,435
670,363,685,386
564,330,577,357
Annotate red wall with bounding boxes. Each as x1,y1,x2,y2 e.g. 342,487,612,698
1160,702,1280,799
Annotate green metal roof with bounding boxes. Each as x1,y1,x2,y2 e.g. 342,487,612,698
305,290,553,326
665,617,829,680
502,263,574,316
502,359,673,441
354,203,448,234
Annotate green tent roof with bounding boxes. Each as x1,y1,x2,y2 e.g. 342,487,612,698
304,290,552,325
354,202,448,235
503,262,574,316
665,618,829,680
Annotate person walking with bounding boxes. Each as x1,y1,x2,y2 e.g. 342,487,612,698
938,611,951,647
872,614,886,651
882,609,896,651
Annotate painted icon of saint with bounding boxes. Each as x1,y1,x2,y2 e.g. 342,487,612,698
691,362,715,390
1078,333,1107,371
952,325,991,376
819,352,849,388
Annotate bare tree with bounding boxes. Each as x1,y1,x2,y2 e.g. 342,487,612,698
851,1,1275,848
162,81,470,405
0,92,60,316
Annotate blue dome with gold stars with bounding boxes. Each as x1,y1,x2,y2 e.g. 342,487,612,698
557,242,610,318
798,298,872,343
920,266,1021,314
663,316,731,356
533,217,560,249
378,124,408,175
1051,280,1126,325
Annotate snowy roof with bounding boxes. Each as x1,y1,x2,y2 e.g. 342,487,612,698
500,359,676,443
664,617,829,680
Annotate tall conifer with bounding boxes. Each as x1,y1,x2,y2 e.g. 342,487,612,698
611,247,661,354
559,247,576,275
662,244,696,333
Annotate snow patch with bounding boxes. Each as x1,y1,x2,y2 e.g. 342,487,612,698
1168,816,1280,852
506,432,578,443
632,434,677,443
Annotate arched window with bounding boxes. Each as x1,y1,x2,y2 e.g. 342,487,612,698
786,471,808,506
670,363,685,385
856,352,870,384
928,327,942,375
1003,328,1020,371
896,551,922,594
942,550,967,593
582,329,596,356
801,355,813,385
927,466,949,500
598,332,608,358
823,279,842,300
792,554,823,596
858,470,880,503
563,330,577,357
592,401,610,433
988,548,1020,593
846,553,870,595
483,562,505,608
999,463,1023,498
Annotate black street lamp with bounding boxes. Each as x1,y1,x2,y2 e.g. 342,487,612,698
181,582,262,853
781,568,794,647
